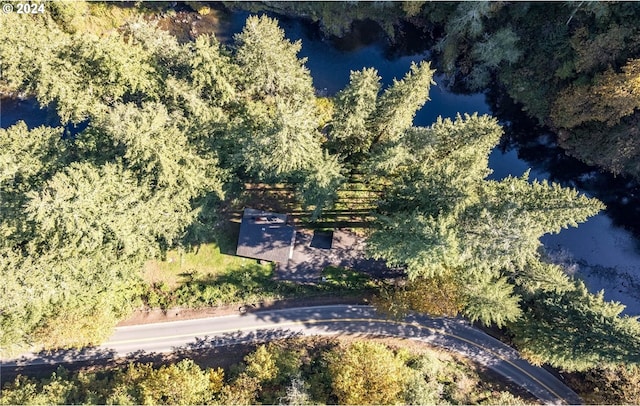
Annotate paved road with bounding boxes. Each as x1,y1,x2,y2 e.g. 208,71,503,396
3,305,582,405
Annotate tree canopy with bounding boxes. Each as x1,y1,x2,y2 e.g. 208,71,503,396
1,4,637,377
0,11,344,353
366,113,604,331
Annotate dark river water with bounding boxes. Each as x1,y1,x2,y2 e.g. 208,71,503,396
2,10,639,315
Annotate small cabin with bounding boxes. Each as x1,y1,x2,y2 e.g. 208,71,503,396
236,208,296,264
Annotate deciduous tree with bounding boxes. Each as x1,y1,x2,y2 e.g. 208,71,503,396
373,271,466,319
552,58,640,129
327,342,409,405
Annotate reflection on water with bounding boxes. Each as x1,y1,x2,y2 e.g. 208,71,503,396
0,98,59,129
0,97,89,136
235,13,491,125
269,15,640,315
486,90,640,315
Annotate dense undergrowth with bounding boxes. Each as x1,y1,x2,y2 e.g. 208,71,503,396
0,337,531,405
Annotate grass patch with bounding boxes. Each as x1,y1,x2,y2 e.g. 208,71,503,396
142,249,378,310
142,264,378,311
143,259,279,310
141,180,383,310
142,225,278,308
143,229,250,289
321,266,378,290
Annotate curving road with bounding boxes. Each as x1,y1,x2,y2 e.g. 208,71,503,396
3,305,582,405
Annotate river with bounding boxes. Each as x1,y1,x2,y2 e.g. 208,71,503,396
235,11,640,315
2,10,639,316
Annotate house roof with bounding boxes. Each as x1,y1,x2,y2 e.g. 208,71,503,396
236,208,295,263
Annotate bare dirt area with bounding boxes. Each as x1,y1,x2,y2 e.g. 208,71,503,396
152,5,227,43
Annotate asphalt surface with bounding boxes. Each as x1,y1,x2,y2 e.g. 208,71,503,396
2,305,582,405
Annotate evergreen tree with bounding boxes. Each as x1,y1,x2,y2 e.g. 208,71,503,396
462,272,522,328
0,13,160,123
1,243,139,354
238,97,323,177
511,280,640,371
0,123,65,193
0,123,67,249
370,61,436,146
366,113,603,327
234,15,314,101
513,259,575,295
1,101,227,353
367,210,461,278
458,174,604,273
367,114,602,279
189,34,238,106
40,32,157,122
0,13,68,96
123,18,191,82
231,15,324,179
295,151,346,221
328,68,381,157
467,27,522,89
25,162,157,257
96,102,223,198
435,1,501,74
367,115,503,217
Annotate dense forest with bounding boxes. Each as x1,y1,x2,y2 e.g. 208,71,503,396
230,1,640,179
1,1,640,404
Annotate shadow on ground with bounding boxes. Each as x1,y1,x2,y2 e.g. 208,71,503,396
278,228,403,282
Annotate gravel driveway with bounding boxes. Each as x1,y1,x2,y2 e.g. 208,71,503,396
275,228,400,282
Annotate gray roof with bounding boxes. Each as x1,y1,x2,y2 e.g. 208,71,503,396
236,208,295,263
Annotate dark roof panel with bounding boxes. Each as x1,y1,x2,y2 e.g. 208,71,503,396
236,208,295,263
